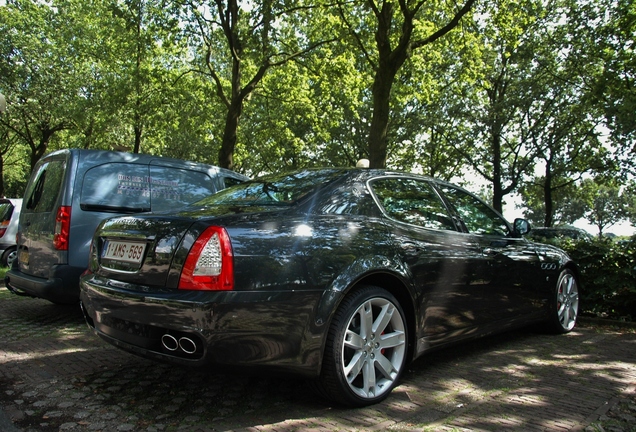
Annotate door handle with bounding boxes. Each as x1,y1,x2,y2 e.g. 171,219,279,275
483,247,500,256
401,242,421,254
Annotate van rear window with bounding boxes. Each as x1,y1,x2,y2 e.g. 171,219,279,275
81,164,151,213
148,166,218,212
24,160,66,213
81,164,222,213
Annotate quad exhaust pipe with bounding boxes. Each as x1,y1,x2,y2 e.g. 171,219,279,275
161,334,198,355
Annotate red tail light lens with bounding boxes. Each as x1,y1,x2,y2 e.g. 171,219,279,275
53,206,71,250
178,226,234,291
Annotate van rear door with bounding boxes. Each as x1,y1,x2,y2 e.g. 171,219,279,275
18,156,68,278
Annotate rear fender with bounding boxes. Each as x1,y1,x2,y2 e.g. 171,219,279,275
309,254,414,361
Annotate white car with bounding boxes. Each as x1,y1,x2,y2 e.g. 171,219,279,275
0,198,22,267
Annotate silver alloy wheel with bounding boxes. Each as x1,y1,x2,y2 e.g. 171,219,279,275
6,249,17,266
557,271,579,331
341,296,406,399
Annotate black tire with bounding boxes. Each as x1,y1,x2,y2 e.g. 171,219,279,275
1,247,16,267
316,285,408,407
545,268,580,334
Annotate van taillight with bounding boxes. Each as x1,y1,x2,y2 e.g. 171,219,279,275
178,226,234,291
54,206,71,250
0,222,7,238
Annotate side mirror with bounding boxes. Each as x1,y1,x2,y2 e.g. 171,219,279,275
513,218,531,237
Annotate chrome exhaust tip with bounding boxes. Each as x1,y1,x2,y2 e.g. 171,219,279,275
161,334,179,351
179,337,197,354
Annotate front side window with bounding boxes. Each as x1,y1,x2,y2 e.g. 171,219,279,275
372,178,457,231
438,185,510,236
24,160,66,213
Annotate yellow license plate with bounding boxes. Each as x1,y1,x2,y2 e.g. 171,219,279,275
19,250,29,265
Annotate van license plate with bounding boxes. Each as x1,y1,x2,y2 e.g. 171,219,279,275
102,240,146,264
19,250,29,265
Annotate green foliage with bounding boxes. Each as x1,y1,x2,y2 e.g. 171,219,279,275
0,0,633,235
560,238,636,321
519,180,587,227
579,178,631,236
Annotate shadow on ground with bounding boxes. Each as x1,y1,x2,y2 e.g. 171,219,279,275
1,287,634,431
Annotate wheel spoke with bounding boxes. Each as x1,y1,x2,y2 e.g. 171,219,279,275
372,303,394,335
560,305,570,325
361,358,377,396
361,301,374,339
344,351,365,383
379,330,405,350
374,352,396,380
344,329,365,350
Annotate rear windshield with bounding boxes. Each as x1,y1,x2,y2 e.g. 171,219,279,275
196,169,344,206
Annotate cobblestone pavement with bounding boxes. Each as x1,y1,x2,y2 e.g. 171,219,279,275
1,286,635,432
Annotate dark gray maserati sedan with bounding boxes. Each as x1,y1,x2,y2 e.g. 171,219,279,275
79,168,580,407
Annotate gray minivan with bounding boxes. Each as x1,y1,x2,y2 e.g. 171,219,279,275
5,149,248,304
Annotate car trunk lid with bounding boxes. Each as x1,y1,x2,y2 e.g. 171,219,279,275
93,215,195,289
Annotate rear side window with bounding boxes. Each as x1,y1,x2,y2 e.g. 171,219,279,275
24,160,66,213
149,166,219,212
81,163,151,212
372,178,457,231
223,176,245,188
0,202,14,223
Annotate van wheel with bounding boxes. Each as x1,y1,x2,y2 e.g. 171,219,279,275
1,247,16,267
316,285,408,407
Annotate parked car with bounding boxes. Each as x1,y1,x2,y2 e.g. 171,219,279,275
527,226,593,243
0,198,22,267
5,149,248,304
79,168,581,407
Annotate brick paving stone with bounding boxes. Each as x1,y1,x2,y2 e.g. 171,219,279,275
1,286,636,431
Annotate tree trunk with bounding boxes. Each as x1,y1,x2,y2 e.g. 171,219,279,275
29,129,53,170
491,131,503,214
368,67,397,168
367,2,407,169
543,159,554,227
133,123,142,154
218,98,243,170
0,157,4,197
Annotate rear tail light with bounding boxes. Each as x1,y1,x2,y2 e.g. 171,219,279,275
53,206,71,250
178,226,234,291
0,221,7,238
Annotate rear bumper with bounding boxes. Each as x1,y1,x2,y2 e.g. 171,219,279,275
79,274,326,377
5,266,82,304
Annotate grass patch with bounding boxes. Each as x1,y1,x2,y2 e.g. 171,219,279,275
0,266,8,280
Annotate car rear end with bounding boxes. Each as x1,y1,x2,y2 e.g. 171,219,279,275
79,208,328,376
5,150,78,303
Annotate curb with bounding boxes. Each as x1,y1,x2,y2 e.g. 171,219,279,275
578,316,636,329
